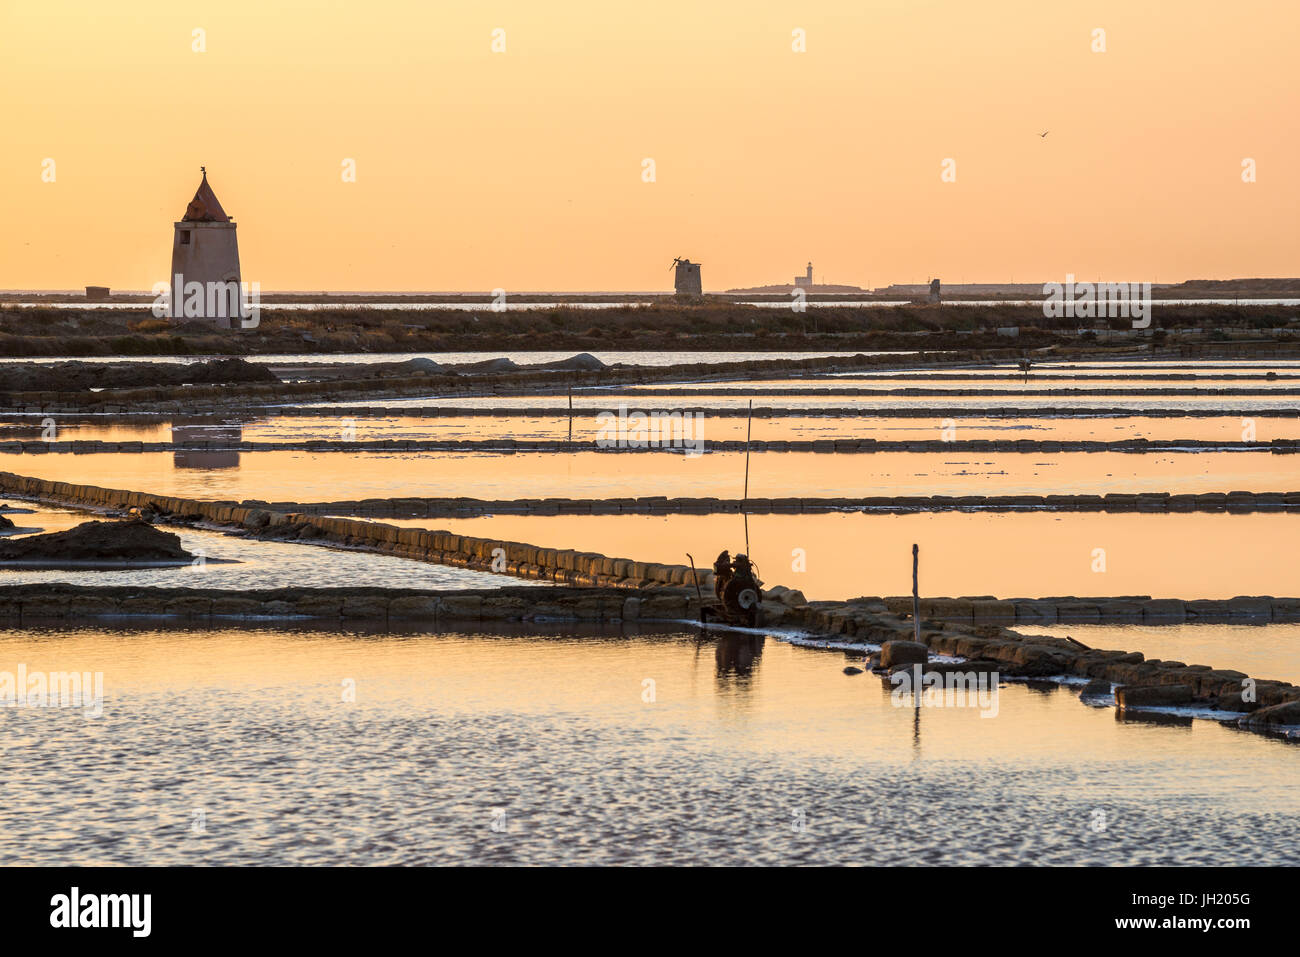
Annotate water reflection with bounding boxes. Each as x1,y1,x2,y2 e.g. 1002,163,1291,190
10,447,1300,502
171,417,243,470
0,622,1294,865
713,633,764,680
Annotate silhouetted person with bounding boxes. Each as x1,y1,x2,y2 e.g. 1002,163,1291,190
713,549,732,601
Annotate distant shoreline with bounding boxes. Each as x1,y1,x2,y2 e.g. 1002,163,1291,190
5,277,1300,305
1,301,1297,359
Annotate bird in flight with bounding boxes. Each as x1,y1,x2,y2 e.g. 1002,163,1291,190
1039,130,1050,138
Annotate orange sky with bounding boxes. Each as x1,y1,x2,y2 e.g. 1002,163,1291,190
1,0,1297,292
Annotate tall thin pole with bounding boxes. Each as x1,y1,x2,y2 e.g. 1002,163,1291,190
567,388,573,445
911,544,921,642
743,399,753,554
743,399,753,500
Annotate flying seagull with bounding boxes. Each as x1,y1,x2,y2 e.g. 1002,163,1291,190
1039,130,1050,138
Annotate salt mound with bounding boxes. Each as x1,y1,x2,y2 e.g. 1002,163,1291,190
459,357,520,373
396,357,446,374
539,353,606,372
0,519,195,564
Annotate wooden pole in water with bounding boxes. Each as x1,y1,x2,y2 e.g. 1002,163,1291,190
912,544,921,642
743,399,753,501
743,399,753,554
567,388,573,445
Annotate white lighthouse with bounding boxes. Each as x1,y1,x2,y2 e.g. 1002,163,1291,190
170,168,242,326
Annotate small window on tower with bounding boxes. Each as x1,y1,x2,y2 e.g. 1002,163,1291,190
180,230,191,245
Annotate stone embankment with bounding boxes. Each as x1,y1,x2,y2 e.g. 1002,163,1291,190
12,404,1300,420
787,600,1300,731
0,584,653,624
0,349,1006,413
0,471,727,594
800,372,1300,382
0,357,277,394
880,595,1300,624
22,345,1292,414
6,438,1300,456
177,490,1300,517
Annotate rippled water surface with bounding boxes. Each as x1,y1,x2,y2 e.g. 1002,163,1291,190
0,623,1295,866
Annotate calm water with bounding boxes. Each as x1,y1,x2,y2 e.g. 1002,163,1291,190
301,392,1300,412
0,506,524,591
630,377,1300,392
10,412,1297,444
0,623,1294,866
405,511,1300,605
6,448,1297,502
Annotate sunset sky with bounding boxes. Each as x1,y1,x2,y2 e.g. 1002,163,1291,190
2,0,1296,292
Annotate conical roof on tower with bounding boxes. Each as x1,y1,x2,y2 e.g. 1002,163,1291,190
182,168,231,223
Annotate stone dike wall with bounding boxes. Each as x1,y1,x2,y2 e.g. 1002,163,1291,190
885,595,1300,624
0,583,665,624
0,471,724,598
200,491,1300,517
15,405,1300,420
6,438,1300,456
0,349,1009,413
786,600,1300,727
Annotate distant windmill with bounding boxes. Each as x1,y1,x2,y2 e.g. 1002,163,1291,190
1039,130,1050,138
670,257,702,297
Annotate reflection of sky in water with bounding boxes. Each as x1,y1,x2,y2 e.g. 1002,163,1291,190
629,377,1300,391
298,393,1300,411
3,449,1295,502
6,414,1299,445
0,623,1294,865
394,510,1300,609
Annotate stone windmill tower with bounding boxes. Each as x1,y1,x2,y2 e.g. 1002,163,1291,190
170,167,242,326
671,257,702,297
